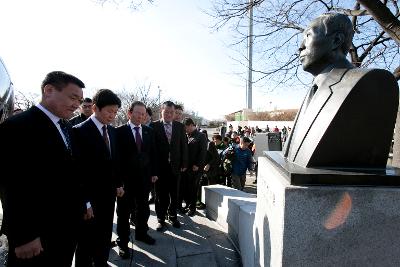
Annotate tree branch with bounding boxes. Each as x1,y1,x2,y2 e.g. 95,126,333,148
357,0,400,44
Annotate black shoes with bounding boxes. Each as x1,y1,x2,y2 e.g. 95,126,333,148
196,203,206,210
169,218,181,228
186,209,196,217
156,218,181,230
178,207,189,214
118,246,131,259
156,221,166,231
135,234,156,245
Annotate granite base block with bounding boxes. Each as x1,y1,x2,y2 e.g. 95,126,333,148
254,154,400,267
202,185,256,266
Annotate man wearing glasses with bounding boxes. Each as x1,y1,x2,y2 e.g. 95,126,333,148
70,97,93,126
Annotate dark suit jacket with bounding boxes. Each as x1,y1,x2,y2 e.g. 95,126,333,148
69,113,88,126
73,118,121,203
187,130,207,171
150,120,188,175
116,124,158,191
283,68,398,168
0,106,83,247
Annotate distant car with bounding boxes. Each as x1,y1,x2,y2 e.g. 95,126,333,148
0,57,14,123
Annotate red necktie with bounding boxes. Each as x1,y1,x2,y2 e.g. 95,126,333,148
134,126,142,152
102,125,110,152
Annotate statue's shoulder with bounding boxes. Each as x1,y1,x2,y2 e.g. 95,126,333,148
327,67,397,91
345,67,395,81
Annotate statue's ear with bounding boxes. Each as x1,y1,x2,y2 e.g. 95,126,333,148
332,32,345,51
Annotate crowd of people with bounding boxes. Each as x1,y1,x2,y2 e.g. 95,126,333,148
0,71,257,267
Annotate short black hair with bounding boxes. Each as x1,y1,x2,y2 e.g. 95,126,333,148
92,89,121,110
223,136,230,143
146,107,153,116
242,136,251,143
82,97,92,103
41,71,85,94
175,104,183,111
213,134,222,141
161,101,175,109
183,117,195,126
128,101,145,112
201,129,208,139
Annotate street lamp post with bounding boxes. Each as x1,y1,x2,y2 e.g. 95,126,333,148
246,0,254,110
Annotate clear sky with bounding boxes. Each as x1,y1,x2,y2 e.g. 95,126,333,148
0,0,307,120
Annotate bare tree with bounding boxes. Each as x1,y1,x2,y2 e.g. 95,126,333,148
14,90,39,111
208,0,400,86
115,82,160,126
94,0,154,10
209,0,400,166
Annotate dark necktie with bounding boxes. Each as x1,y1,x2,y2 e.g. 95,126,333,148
164,123,172,143
305,84,318,110
102,125,110,152
58,119,71,151
134,126,142,152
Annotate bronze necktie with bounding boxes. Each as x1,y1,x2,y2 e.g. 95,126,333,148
305,84,318,110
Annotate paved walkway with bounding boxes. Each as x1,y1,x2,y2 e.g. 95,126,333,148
106,204,241,266
0,172,258,267
0,203,242,267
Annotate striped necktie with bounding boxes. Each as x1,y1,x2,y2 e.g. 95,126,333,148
164,122,172,143
58,119,71,151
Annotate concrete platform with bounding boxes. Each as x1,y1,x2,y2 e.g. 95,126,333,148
202,185,256,267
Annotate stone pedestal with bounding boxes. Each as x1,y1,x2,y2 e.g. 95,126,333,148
254,152,400,267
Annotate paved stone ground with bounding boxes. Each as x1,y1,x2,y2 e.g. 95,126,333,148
0,172,257,267
106,204,241,266
0,202,242,267
243,172,257,195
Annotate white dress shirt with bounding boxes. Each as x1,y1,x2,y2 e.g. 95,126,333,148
129,122,142,141
90,114,110,149
36,104,69,148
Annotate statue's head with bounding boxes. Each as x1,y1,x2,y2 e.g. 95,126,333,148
299,13,354,76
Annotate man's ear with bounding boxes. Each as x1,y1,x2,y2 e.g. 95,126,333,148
42,84,54,98
93,104,99,113
332,32,345,51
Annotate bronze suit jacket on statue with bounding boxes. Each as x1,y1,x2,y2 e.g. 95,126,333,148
283,68,399,168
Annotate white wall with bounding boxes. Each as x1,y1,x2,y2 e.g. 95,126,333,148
226,120,294,131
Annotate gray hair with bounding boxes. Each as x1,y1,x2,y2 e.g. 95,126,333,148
318,13,354,55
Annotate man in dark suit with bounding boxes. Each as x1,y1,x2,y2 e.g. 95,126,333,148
150,101,188,231
181,118,207,216
115,101,158,258
69,97,93,126
283,13,398,168
73,89,124,266
0,71,85,266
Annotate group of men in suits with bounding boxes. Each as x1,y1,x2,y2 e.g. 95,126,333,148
0,71,209,266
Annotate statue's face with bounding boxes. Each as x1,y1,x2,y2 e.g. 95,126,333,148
299,18,333,75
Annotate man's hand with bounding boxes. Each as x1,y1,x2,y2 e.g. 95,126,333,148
151,176,158,183
116,187,125,197
192,165,199,172
204,164,210,172
15,237,43,259
84,207,94,221
181,167,187,172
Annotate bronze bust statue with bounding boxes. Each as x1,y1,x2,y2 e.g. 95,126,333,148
283,13,399,168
